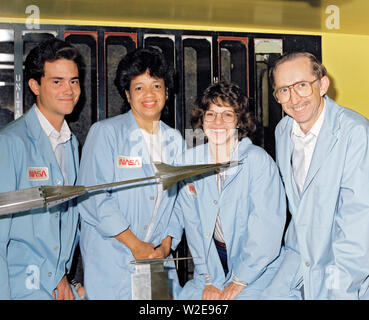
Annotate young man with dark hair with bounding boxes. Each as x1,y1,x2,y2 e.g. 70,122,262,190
0,38,83,299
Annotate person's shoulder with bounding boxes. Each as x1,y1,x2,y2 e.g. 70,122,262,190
86,115,128,142
0,114,27,140
275,114,292,137
327,98,369,138
161,121,183,139
93,114,125,129
338,106,368,130
0,118,30,156
239,138,272,162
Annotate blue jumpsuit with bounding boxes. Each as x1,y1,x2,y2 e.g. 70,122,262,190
77,110,184,299
0,105,80,299
175,137,286,299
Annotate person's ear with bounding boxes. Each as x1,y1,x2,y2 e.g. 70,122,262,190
28,79,40,96
319,75,330,97
125,90,131,103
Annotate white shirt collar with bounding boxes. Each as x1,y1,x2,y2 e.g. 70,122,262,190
34,104,71,147
292,99,326,138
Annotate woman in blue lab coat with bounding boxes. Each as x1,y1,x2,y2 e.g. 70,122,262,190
77,47,184,299
175,81,286,300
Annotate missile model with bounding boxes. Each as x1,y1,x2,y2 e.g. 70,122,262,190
0,160,239,216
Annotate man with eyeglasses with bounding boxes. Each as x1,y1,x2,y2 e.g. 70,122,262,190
261,52,369,300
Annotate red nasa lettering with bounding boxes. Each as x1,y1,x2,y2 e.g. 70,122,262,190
186,183,197,196
28,167,49,181
117,156,142,168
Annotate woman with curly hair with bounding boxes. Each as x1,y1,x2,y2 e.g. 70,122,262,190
175,81,286,300
77,47,184,299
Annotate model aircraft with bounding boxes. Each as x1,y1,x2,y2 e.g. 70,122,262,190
0,160,239,216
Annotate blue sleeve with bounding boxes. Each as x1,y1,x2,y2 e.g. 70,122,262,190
174,180,209,276
167,189,184,250
330,124,369,299
0,134,16,299
232,150,286,285
77,123,130,238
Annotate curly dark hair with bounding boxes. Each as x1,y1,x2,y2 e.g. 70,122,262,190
191,81,257,142
24,37,83,85
114,47,174,107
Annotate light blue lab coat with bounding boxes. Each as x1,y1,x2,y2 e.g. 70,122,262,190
0,105,80,299
174,137,286,300
262,96,369,300
77,110,184,299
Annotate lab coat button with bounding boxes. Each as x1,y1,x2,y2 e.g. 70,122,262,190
48,272,52,277
55,178,61,185
144,225,148,230
150,196,155,200
213,200,218,205
205,232,210,238
305,262,310,267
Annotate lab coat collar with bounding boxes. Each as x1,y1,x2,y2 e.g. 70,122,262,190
25,104,44,142
222,137,252,190
25,105,60,177
25,104,78,186
123,110,155,178
195,138,253,195
302,96,339,194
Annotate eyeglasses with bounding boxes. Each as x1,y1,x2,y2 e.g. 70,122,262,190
273,78,320,104
203,110,236,123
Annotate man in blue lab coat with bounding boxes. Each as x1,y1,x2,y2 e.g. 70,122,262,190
0,38,82,299
262,52,369,300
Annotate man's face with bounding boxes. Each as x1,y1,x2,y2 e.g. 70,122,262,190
273,56,329,133
29,58,80,126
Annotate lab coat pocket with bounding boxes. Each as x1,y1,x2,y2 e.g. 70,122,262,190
312,186,337,229
8,240,47,297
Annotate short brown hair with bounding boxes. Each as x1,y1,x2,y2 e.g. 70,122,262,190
269,51,327,88
191,81,257,142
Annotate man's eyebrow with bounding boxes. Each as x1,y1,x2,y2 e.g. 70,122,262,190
49,76,80,79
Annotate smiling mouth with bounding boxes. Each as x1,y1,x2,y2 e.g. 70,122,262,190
58,99,75,104
292,101,309,112
209,129,227,137
142,101,156,108
294,106,305,112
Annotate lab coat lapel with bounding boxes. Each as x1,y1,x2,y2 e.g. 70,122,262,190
277,117,300,205
25,106,62,185
197,144,220,258
65,137,78,186
202,173,220,260
222,138,252,190
125,111,159,242
126,111,155,179
301,98,338,195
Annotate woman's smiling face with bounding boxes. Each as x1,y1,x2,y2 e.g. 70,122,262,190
203,100,238,148
125,69,167,126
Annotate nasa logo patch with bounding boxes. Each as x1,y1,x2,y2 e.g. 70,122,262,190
186,183,197,196
117,156,142,168
28,167,49,181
